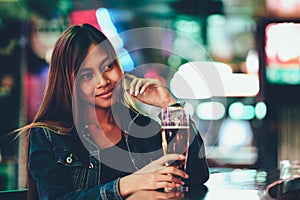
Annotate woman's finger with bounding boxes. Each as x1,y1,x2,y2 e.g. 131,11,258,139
159,166,189,180
134,79,144,96
129,78,138,95
154,181,182,190
154,154,185,165
139,80,160,95
155,173,185,185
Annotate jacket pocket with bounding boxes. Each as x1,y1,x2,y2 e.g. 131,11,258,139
54,148,87,190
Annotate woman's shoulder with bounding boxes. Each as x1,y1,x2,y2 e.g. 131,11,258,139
29,126,83,149
30,126,74,135
29,126,77,142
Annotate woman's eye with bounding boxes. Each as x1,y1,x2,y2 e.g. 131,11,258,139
80,73,93,80
103,63,114,72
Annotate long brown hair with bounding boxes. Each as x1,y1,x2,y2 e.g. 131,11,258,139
16,23,121,198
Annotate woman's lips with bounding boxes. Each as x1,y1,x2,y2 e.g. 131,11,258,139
95,88,113,99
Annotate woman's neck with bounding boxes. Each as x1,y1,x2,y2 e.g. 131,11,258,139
87,107,122,149
96,108,115,125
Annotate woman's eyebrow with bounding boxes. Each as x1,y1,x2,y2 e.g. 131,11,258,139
99,56,111,67
81,55,111,71
79,68,92,73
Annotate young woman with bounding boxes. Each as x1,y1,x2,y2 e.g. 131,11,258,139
18,23,209,199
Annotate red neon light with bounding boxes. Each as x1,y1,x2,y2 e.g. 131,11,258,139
69,9,101,31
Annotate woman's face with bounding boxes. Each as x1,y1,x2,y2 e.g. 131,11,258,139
77,44,124,109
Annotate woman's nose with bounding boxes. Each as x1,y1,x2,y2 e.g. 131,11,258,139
96,73,109,88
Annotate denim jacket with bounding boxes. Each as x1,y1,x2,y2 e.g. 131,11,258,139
28,108,209,200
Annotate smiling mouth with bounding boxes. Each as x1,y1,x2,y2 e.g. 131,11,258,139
96,88,114,98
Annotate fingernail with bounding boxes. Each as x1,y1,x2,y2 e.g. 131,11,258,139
129,89,133,95
135,90,138,96
178,155,185,159
185,173,189,178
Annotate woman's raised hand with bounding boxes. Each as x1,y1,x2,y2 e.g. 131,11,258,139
125,74,177,108
119,154,189,197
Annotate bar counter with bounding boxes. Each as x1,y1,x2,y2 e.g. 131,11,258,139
1,168,299,200
126,168,284,200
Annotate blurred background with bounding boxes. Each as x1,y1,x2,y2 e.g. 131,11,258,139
0,0,300,191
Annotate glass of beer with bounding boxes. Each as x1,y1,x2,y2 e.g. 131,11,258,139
161,105,190,192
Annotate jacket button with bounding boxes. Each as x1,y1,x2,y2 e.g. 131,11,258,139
88,163,94,169
66,156,73,164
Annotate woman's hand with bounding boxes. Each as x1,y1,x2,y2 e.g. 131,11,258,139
119,154,189,197
125,74,177,108
125,190,184,200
